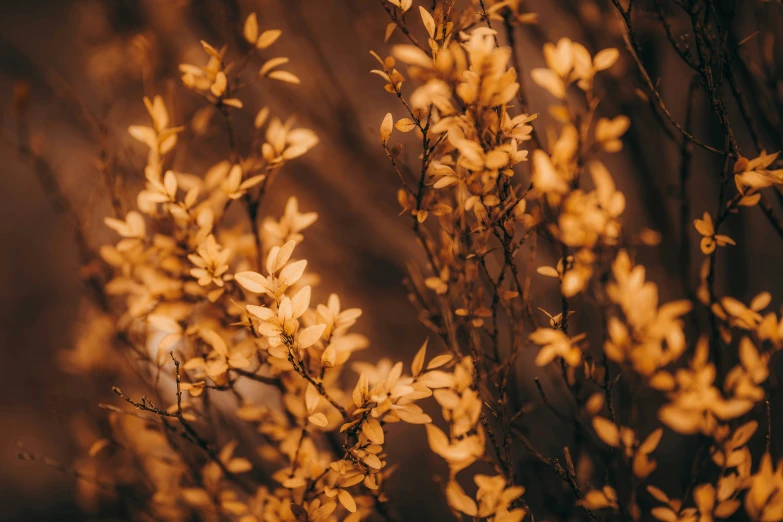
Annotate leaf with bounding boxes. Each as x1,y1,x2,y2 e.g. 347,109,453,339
283,476,307,488
222,98,243,109
305,383,321,413
337,489,357,513
750,291,772,311
148,314,181,333
693,212,714,236
200,40,221,59
128,125,157,148
268,70,300,84
125,210,145,237
184,358,205,371
353,373,368,406
580,489,614,510
411,339,427,377
646,485,669,503
384,22,397,42
363,453,382,469
321,345,337,367
246,304,274,321
714,500,741,517
537,266,559,278
243,13,259,44
298,324,326,348
380,113,393,145
392,44,431,67
182,488,211,506
256,29,282,49
693,484,715,513
279,259,307,286
425,424,450,455
426,354,452,370
362,417,385,444
419,6,435,39
639,428,663,455
531,149,568,194
203,329,228,356
659,405,701,434
446,480,478,516
210,71,227,97
394,117,417,132
311,501,337,520
88,439,110,457
308,412,328,427
417,370,454,389
595,116,630,142
291,285,312,319
531,68,566,99
259,57,290,77
227,458,253,473
433,176,457,189
593,48,619,71
592,417,620,447
650,507,678,522
254,107,270,128
397,406,432,424
340,473,365,488
239,174,264,190
730,420,758,448
273,241,297,272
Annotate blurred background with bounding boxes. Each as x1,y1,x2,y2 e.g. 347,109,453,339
1,0,782,520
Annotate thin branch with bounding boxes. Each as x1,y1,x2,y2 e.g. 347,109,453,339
610,0,730,157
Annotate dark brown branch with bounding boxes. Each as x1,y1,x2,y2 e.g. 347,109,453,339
610,0,729,157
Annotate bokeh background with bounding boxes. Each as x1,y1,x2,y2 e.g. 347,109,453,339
2,0,782,520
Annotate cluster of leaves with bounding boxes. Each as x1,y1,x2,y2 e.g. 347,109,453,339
23,1,783,522
65,11,462,522
370,0,783,521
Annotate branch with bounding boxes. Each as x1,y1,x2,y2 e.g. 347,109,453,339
609,0,730,157
512,428,599,522
113,355,254,494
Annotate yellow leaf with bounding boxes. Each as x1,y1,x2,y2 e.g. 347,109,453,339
419,6,435,39
243,13,259,44
337,489,356,513
537,266,559,278
363,453,382,469
426,354,452,370
592,416,620,447
268,70,300,84
593,48,619,71
228,457,253,473
353,373,368,407
384,23,397,42
411,339,427,377
362,417,385,444
380,113,393,145
259,57,290,77
308,412,328,427
88,439,110,457
639,428,663,455
256,29,282,49
394,117,417,132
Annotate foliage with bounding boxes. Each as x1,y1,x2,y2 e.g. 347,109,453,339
14,1,783,521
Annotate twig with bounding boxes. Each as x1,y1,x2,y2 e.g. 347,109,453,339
512,428,598,522
610,0,729,157
113,355,254,493
17,442,116,493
